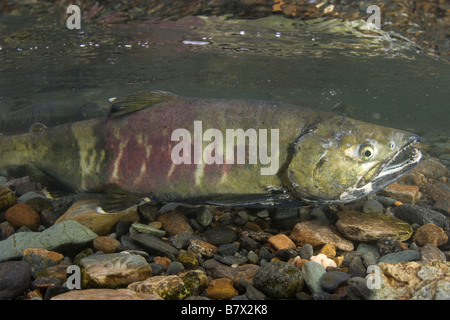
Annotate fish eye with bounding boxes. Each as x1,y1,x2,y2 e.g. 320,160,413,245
360,144,375,160
388,141,395,150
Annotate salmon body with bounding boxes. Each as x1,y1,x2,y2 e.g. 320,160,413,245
0,91,422,211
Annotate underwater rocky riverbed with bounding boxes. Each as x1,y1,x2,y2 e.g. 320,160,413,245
0,153,449,300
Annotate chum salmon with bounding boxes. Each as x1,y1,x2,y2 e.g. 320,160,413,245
0,91,422,212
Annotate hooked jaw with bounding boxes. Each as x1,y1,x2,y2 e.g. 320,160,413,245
340,135,422,202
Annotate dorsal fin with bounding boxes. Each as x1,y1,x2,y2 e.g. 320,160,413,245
108,90,178,118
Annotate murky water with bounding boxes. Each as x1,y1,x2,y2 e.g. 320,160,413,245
0,12,448,136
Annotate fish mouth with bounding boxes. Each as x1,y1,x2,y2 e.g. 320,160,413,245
341,136,422,201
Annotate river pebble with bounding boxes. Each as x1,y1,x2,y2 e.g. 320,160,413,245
203,226,238,246
320,271,350,293
206,278,238,300
0,185,15,210
5,203,40,231
301,261,326,294
268,233,296,250
93,236,122,253
166,261,185,275
0,261,31,299
420,244,447,262
362,199,384,213
412,223,448,246
378,250,421,263
290,220,354,251
179,270,209,296
157,210,194,236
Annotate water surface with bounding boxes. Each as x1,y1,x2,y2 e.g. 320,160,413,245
0,13,448,136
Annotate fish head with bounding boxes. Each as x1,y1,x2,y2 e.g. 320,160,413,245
287,116,422,204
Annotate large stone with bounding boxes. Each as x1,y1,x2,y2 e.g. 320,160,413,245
290,220,354,251
51,288,162,300
336,211,413,242
253,261,304,299
80,252,152,288
127,275,189,300
0,220,97,262
0,261,31,299
371,261,450,300
56,199,139,235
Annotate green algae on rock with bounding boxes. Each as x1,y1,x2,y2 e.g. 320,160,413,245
253,261,304,299
0,185,15,210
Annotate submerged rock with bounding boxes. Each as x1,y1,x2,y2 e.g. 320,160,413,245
0,185,15,210
0,220,97,262
378,250,421,264
127,275,189,300
206,278,239,300
253,261,304,299
56,199,139,235
336,210,413,241
290,220,354,251
301,261,326,294
0,261,31,299
412,223,448,247
79,252,152,288
5,203,40,231
371,261,450,300
394,204,449,229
